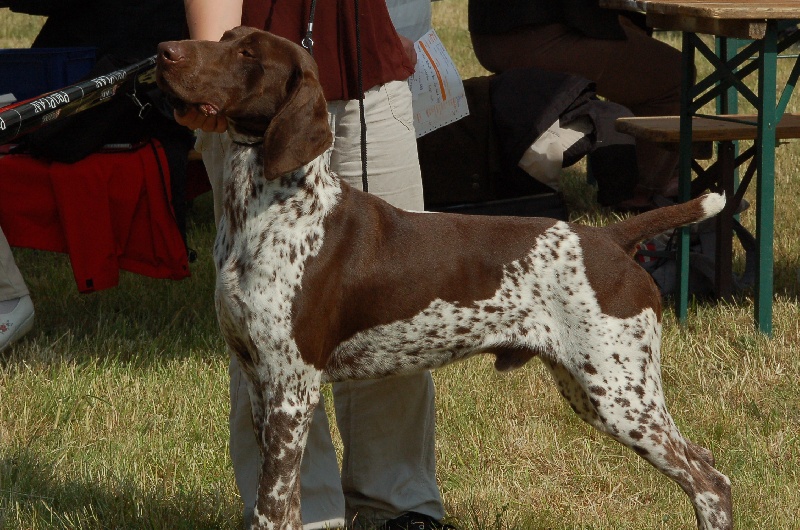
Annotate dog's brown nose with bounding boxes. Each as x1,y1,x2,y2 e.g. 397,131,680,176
157,42,185,64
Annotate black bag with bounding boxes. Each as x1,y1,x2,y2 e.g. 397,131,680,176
636,216,756,298
417,76,557,208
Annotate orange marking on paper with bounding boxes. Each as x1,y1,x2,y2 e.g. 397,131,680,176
419,41,446,101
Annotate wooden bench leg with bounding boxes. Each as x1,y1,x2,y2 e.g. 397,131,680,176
715,140,736,300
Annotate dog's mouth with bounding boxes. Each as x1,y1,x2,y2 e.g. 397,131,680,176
163,93,188,114
157,68,221,119
197,102,220,116
163,93,220,119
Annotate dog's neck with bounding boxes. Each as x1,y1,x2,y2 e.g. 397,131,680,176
221,142,340,236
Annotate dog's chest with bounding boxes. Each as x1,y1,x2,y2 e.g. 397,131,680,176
214,150,339,350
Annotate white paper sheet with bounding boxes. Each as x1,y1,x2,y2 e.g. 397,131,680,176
408,29,469,138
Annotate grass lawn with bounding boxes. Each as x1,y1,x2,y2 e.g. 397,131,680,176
2,2,800,529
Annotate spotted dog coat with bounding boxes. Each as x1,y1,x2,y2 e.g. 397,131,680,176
157,26,733,530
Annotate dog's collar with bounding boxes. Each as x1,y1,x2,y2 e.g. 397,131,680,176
229,130,262,146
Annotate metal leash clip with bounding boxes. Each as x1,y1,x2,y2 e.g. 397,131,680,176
126,85,152,119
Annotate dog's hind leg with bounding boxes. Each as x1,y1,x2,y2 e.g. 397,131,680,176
541,340,732,529
245,367,322,530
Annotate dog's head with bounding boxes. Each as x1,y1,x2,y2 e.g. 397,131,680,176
156,26,332,179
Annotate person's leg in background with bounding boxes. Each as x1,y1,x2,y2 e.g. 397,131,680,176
471,16,683,204
195,130,346,529
326,80,445,527
0,225,34,353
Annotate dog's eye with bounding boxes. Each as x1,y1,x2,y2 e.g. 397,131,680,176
240,49,256,59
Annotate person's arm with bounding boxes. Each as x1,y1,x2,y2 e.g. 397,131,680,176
174,0,243,131
385,0,428,69
397,34,417,70
184,0,242,41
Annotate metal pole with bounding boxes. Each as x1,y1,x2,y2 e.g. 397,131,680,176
0,56,156,145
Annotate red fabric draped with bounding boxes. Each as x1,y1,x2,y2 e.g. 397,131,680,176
0,140,190,292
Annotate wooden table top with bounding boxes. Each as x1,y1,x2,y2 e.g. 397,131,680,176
615,113,800,143
603,0,800,17
600,0,800,38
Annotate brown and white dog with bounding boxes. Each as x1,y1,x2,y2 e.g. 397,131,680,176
156,26,732,530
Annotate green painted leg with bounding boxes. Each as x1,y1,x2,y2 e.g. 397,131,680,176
755,26,778,336
676,32,696,323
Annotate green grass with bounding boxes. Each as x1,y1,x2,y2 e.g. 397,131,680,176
2,2,800,529
0,11,45,49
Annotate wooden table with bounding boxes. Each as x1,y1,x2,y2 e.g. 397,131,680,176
604,1,800,39
601,0,800,335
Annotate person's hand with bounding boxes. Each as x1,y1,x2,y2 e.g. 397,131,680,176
398,34,417,71
174,106,228,133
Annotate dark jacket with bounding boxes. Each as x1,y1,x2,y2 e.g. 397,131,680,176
489,67,638,205
8,0,187,61
468,0,627,40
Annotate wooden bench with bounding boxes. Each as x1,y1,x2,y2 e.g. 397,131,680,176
616,113,800,299
616,113,800,144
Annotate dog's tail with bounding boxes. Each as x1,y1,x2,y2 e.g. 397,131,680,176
602,193,726,256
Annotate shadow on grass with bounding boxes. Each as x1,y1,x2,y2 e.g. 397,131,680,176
0,448,241,530
774,260,800,300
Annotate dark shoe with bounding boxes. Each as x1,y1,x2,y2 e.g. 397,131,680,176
382,511,457,530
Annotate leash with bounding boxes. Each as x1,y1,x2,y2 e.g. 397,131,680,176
353,0,368,193
301,0,369,193
301,0,318,56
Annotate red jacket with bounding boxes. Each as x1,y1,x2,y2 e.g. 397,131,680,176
242,0,413,101
0,140,189,292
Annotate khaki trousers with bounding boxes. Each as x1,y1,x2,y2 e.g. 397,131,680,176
472,15,683,193
197,80,443,529
0,225,28,302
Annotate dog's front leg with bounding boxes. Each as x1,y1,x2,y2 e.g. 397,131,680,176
246,366,322,530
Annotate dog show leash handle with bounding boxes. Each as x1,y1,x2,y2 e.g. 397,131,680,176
302,0,318,56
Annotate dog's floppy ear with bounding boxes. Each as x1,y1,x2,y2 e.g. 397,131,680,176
261,57,332,180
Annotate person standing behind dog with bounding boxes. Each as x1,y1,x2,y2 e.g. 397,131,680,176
176,1,451,529
468,0,684,211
